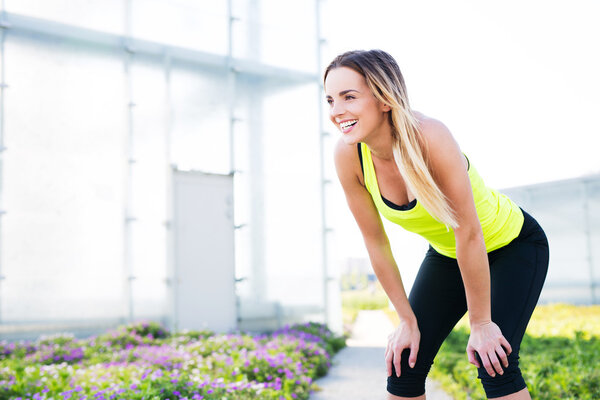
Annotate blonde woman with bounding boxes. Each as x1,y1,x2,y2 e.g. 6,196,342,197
324,49,549,400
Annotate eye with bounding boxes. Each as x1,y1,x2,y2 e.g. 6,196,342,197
345,95,355,100
326,98,333,105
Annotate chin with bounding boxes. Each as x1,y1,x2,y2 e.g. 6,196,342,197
341,133,360,146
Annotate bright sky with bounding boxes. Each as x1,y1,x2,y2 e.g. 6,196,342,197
320,0,600,279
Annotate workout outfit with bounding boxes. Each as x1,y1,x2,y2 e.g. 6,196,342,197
357,143,549,398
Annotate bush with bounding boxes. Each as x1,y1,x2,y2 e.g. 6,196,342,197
428,304,600,400
0,319,346,400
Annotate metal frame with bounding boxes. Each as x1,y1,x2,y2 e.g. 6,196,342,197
123,0,136,323
582,181,597,303
0,3,333,332
1,11,317,84
316,0,332,327
0,4,7,325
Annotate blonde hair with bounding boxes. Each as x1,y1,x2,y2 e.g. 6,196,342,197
324,49,458,229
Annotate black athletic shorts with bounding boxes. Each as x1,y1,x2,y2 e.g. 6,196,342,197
387,207,549,398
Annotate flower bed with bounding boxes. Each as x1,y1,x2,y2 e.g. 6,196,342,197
0,320,346,400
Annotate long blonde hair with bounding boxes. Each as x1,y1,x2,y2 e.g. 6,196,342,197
324,49,458,229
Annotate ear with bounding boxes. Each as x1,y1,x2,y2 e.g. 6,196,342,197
381,103,391,112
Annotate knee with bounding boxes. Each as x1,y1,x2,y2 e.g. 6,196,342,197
387,349,430,398
477,353,527,398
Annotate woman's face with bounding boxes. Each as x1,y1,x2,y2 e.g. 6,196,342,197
324,66,390,145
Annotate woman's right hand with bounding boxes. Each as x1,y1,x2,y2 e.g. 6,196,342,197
385,321,420,377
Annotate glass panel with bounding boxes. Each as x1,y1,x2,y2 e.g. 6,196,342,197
6,0,125,35
261,83,322,306
169,63,230,173
131,0,228,55
232,0,317,73
2,34,127,321
130,55,170,318
504,180,598,304
233,75,268,317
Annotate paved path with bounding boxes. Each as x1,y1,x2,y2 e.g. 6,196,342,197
310,310,453,400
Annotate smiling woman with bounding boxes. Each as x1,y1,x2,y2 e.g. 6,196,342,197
323,49,550,400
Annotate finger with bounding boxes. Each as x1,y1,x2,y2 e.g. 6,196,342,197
488,351,504,376
481,353,496,377
467,347,480,368
495,344,509,368
409,342,419,368
394,350,402,377
500,336,512,356
385,349,393,377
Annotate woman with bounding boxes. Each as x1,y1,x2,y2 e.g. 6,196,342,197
324,49,549,400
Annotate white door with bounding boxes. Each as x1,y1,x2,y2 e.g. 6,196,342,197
171,170,236,333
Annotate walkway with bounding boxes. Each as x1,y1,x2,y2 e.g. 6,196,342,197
311,310,453,400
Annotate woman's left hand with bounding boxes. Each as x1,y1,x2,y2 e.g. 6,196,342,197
466,321,512,377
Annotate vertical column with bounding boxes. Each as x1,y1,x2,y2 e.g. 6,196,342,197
0,4,8,324
246,0,268,303
227,0,242,327
122,0,136,322
316,0,331,326
227,6,237,176
582,181,596,304
163,51,176,332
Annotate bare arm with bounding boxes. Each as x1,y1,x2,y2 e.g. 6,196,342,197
333,138,416,325
420,117,512,377
333,138,421,376
419,119,491,326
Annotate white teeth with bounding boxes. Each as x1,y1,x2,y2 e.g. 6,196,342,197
340,120,357,129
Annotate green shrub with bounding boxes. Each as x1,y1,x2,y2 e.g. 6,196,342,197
429,304,600,400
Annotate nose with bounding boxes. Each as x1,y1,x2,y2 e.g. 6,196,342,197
330,100,345,119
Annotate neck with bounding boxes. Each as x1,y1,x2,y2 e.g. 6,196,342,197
364,124,395,161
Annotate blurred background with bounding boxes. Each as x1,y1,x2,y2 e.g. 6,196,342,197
0,0,598,342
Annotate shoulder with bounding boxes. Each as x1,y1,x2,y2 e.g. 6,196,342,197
334,137,364,186
413,112,462,164
413,111,459,152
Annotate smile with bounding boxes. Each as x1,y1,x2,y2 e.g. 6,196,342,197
340,119,358,129
340,120,358,133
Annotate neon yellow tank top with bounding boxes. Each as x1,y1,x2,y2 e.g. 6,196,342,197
359,142,524,258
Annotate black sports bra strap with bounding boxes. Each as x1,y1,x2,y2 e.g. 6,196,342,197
357,143,364,174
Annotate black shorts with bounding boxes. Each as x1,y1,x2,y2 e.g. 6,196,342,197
387,208,549,398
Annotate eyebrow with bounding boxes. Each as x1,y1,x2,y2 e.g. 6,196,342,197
325,89,360,99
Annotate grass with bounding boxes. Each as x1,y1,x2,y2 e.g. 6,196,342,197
383,303,600,400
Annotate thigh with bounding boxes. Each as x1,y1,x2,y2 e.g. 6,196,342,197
488,212,549,350
476,212,549,398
